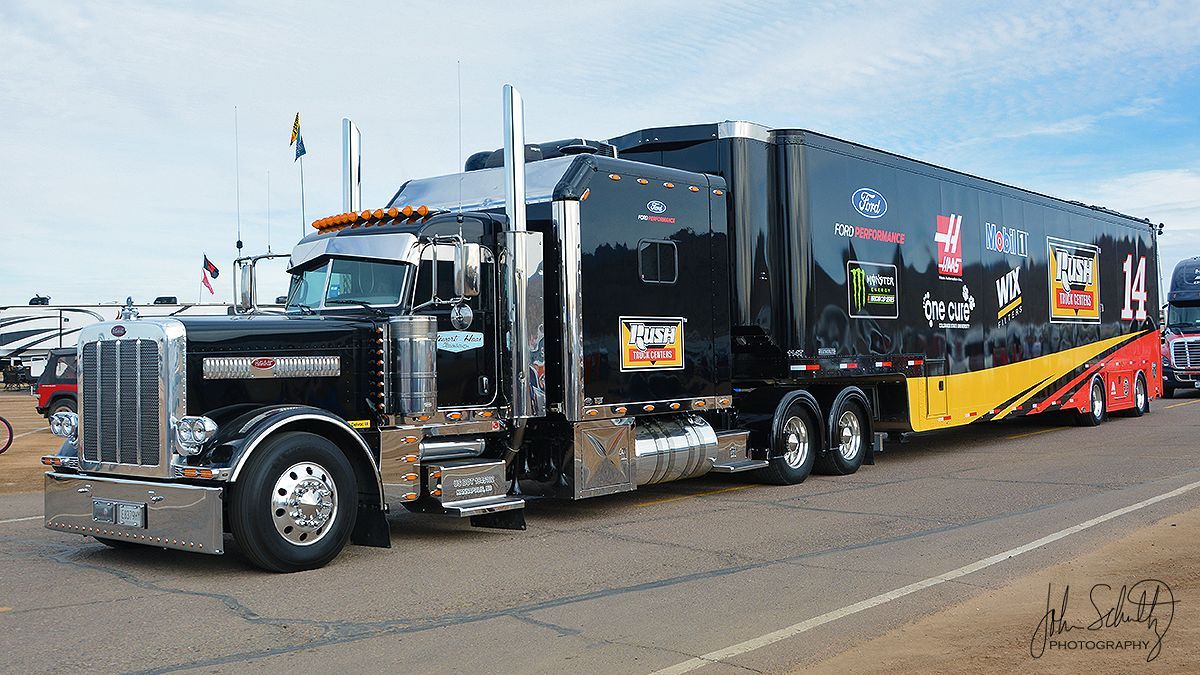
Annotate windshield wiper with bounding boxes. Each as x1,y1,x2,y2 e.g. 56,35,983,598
326,299,386,316
289,304,316,315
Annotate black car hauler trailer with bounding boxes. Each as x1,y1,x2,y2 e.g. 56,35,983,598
44,87,1161,571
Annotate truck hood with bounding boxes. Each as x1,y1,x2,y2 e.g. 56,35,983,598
177,313,378,351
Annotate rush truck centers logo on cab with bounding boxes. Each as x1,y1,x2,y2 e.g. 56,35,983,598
620,316,685,371
847,261,899,319
1048,237,1100,323
935,213,963,279
995,267,1023,327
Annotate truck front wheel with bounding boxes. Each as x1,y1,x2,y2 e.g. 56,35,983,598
230,431,358,572
756,401,818,485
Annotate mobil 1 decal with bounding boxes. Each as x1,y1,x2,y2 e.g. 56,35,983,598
619,316,685,371
847,260,898,319
1047,237,1100,323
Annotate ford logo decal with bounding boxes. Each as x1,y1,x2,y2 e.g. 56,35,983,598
110,325,126,337
251,357,276,369
647,200,667,214
851,188,887,219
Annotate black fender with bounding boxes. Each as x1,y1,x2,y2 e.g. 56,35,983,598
825,386,874,465
205,405,390,548
734,387,825,457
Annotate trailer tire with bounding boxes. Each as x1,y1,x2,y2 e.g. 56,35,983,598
1078,378,1107,427
230,431,358,573
816,398,868,475
756,400,818,485
1126,373,1148,417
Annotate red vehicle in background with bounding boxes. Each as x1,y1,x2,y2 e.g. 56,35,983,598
33,348,77,418
1162,257,1200,398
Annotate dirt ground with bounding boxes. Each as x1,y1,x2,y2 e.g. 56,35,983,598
809,505,1199,673
0,391,59,493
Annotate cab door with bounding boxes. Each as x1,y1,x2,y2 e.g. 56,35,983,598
412,242,499,409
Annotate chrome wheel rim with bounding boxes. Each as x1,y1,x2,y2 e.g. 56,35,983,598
837,410,862,461
1136,378,1146,410
781,416,810,469
271,461,337,546
1092,383,1104,419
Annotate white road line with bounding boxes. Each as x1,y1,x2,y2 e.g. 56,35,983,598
653,478,1200,674
12,426,49,440
0,515,42,524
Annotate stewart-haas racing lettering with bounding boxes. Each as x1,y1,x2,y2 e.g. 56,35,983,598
620,316,685,371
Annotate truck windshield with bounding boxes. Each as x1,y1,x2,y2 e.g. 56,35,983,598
1167,303,1200,327
286,258,410,312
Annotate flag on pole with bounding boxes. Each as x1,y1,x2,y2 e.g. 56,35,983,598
290,113,300,145
203,255,220,279
295,134,306,162
200,270,214,295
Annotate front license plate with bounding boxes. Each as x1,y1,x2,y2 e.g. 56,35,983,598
116,502,146,528
92,499,114,524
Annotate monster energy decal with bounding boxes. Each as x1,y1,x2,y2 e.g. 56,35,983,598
847,260,898,319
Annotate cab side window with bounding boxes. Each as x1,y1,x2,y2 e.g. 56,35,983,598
638,239,678,284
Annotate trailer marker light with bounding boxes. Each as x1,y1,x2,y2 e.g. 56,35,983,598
586,409,598,417
637,178,648,185
643,404,656,412
713,189,724,196
403,492,418,501
719,398,730,406
663,182,674,189
387,207,399,218
670,402,681,410
401,436,418,444
689,186,699,192
1068,398,1074,403
431,470,442,479
580,188,591,201
446,411,463,420
401,206,414,217
614,406,628,415
403,454,418,463
941,415,952,421
693,400,707,407
609,174,621,181
432,489,442,497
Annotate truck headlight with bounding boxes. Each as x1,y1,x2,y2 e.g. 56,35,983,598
50,412,78,441
174,415,218,455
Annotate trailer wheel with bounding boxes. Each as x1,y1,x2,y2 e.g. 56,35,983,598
1078,378,1107,427
816,398,868,475
756,401,818,485
1126,373,1148,417
230,431,358,573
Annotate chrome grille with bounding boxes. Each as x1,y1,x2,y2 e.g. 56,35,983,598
81,339,162,466
1172,339,1200,369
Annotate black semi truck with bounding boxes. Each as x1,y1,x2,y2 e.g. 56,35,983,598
44,87,1161,571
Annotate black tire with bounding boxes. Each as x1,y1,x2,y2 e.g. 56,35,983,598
815,398,869,475
755,400,819,485
0,416,11,454
1078,378,1106,427
95,536,143,549
1127,373,1148,417
229,432,358,573
1162,385,1175,399
48,398,76,417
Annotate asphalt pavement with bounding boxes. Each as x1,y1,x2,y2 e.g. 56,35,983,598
2,395,1199,673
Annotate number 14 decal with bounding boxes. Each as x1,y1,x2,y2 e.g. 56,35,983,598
1121,254,1147,321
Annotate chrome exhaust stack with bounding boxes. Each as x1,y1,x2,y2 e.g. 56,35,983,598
342,118,361,213
500,84,545,422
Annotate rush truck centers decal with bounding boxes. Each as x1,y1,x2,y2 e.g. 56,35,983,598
935,213,964,279
847,260,899,319
620,316,685,371
1048,237,1100,323
996,267,1023,327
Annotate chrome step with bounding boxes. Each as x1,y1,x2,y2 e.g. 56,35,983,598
710,459,769,473
443,496,526,517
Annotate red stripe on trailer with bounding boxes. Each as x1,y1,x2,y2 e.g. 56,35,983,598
840,363,858,369
908,359,924,366
941,415,952,421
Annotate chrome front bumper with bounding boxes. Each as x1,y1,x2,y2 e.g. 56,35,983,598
44,472,225,554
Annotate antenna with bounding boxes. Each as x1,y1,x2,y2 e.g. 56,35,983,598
234,106,243,253
266,170,272,254
457,60,463,215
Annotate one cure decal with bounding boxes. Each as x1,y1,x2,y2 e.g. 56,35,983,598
619,316,685,371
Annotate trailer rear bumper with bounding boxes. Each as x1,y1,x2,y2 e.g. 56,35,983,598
44,472,225,554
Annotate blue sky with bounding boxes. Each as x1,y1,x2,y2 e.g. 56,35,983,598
1,0,1198,305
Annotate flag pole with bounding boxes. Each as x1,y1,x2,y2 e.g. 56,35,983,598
299,154,307,237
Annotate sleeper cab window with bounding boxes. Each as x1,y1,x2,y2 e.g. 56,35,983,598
638,239,678,284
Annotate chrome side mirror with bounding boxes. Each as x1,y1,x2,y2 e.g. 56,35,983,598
455,242,482,298
238,263,256,312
